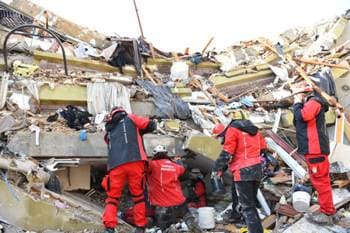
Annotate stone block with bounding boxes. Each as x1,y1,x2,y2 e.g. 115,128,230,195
184,133,222,160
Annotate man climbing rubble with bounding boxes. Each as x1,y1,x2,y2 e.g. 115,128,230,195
147,145,202,233
101,107,157,233
211,110,266,233
292,82,336,224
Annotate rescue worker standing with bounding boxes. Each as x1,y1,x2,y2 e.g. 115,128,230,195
187,168,207,208
292,82,336,224
102,107,157,233
212,111,266,233
212,124,241,223
147,145,202,233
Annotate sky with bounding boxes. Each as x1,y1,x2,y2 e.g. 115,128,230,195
30,0,349,52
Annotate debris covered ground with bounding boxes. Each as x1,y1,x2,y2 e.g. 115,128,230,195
1,1,350,232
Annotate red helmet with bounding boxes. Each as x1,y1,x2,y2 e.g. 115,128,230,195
212,124,225,136
105,106,126,122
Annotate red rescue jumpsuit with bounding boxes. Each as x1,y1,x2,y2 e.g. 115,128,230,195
102,111,156,229
293,97,336,215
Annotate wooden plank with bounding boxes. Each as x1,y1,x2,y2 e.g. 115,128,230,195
262,214,276,229
146,58,220,69
210,70,273,88
334,113,345,143
293,57,350,71
201,37,214,54
333,180,350,189
33,50,136,76
275,204,300,218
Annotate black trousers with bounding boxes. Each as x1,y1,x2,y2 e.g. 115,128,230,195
235,180,263,233
232,181,239,212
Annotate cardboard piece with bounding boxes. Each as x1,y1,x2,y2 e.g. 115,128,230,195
56,165,91,191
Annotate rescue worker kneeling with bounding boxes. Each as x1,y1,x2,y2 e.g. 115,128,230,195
187,168,207,209
147,145,202,233
212,110,266,233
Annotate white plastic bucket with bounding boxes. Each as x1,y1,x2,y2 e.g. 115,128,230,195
293,191,311,212
198,207,215,229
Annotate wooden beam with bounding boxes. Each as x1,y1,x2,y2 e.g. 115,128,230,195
286,53,344,112
34,50,117,72
293,57,350,71
142,66,158,85
210,70,273,88
201,37,214,54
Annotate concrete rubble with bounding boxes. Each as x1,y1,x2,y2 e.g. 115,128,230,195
1,0,350,232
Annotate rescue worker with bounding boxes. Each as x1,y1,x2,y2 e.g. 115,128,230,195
147,145,202,233
212,124,241,223
292,82,336,224
102,107,157,233
212,110,266,233
187,168,207,208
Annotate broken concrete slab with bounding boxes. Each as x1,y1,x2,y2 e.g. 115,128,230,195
184,133,222,160
8,131,108,158
0,179,103,232
284,188,350,233
7,132,181,159
164,119,181,132
39,84,87,105
0,115,15,134
283,217,348,233
131,101,156,116
143,134,185,157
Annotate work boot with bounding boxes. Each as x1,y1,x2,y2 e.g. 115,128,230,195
103,228,115,233
223,209,241,223
306,212,334,225
133,227,145,233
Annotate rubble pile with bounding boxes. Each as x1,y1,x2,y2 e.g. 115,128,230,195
1,1,350,232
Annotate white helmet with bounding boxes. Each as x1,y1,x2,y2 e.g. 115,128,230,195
152,145,168,155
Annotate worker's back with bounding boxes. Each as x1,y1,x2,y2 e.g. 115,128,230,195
147,159,186,207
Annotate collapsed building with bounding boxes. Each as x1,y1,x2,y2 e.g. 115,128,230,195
1,0,350,232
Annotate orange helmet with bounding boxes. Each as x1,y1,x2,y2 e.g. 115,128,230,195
212,124,225,136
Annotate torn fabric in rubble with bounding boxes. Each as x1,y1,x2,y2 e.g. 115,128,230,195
87,82,132,115
136,80,191,120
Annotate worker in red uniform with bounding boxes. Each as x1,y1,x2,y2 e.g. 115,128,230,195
147,145,202,233
101,107,157,233
212,124,241,223
187,168,207,208
292,82,336,224
212,111,266,233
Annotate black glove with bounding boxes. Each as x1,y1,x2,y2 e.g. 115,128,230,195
213,150,231,173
